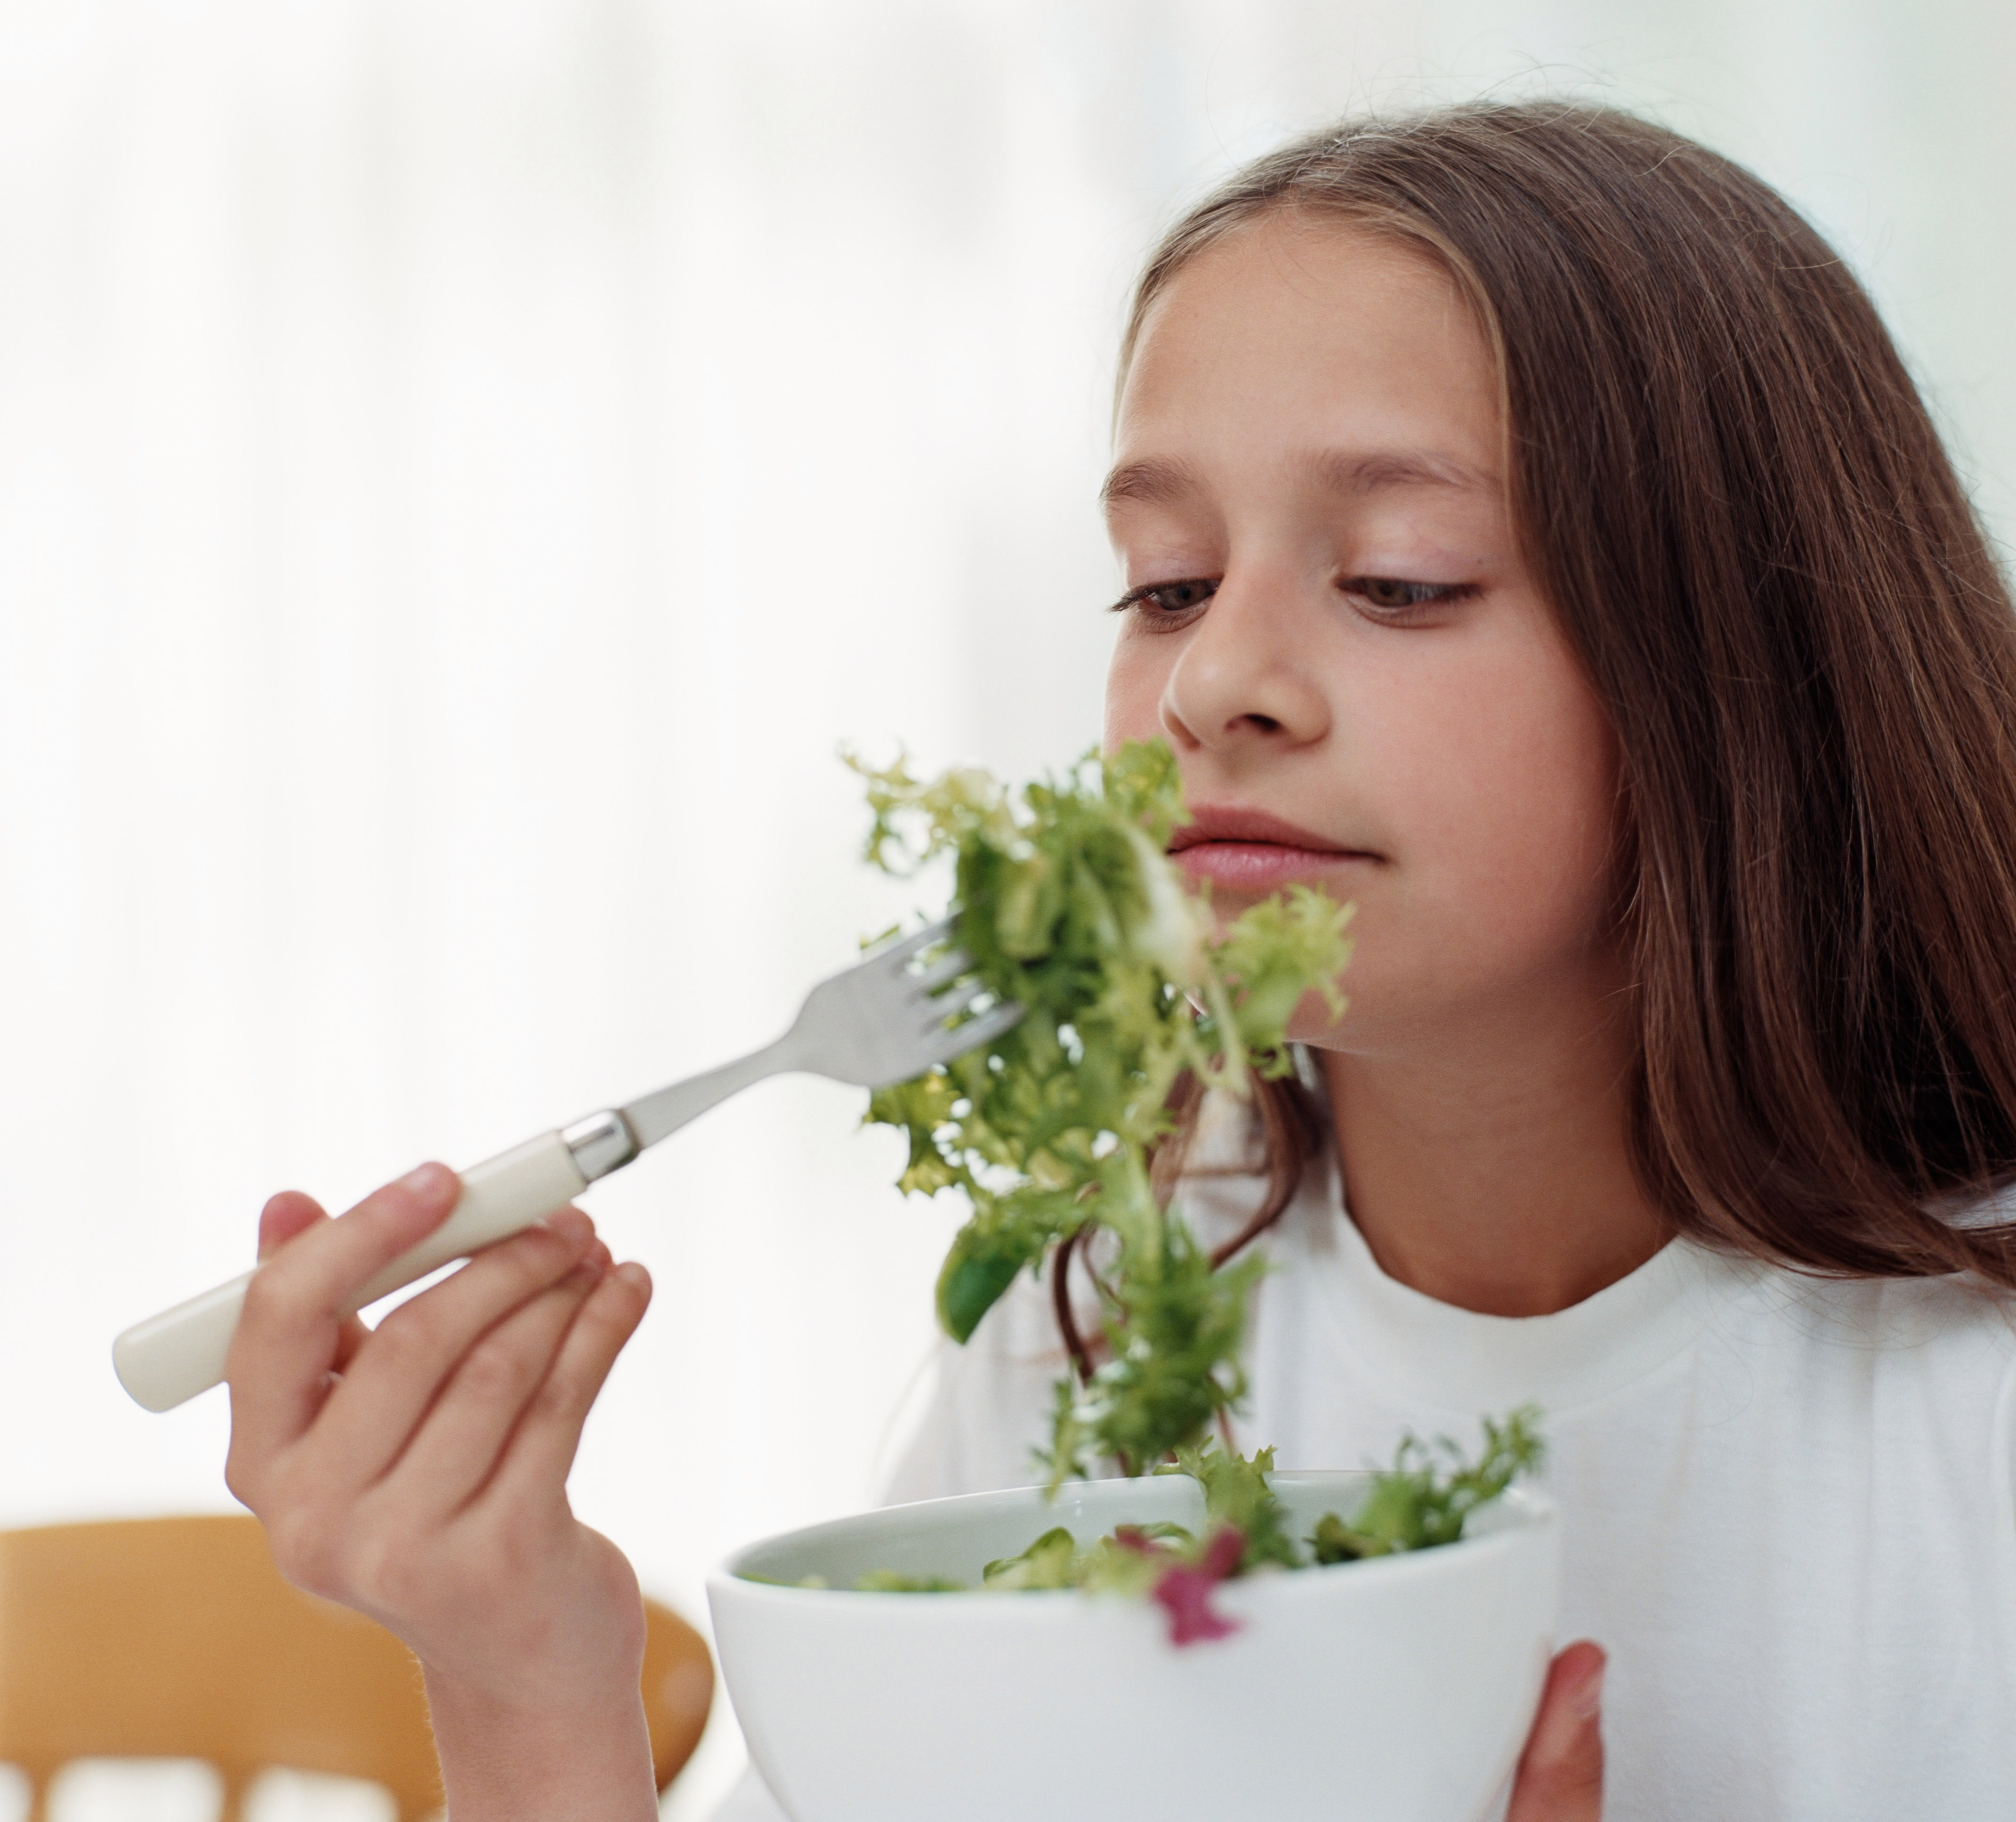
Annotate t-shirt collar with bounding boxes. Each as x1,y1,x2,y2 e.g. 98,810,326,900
1295,1149,1767,1417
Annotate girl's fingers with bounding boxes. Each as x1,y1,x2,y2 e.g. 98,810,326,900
227,1164,463,1472
258,1192,371,1371
1506,1641,1606,1822
258,1190,329,1260
329,1312,371,1374
484,1261,652,1512
304,1208,599,1490
377,1243,615,1517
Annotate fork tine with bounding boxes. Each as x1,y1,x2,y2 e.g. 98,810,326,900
918,999,1025,1064
912,975,995,1033
873,915,958,964
912,949,973,992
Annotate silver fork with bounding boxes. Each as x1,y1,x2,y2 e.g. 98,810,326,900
113,918,1019,1413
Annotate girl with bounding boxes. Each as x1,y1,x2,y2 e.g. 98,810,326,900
222,102,2016,1822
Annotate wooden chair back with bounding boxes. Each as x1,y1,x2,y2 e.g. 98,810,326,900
0,1515,712,1822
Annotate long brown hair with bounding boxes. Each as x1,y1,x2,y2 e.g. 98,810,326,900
1111,100,2016,1295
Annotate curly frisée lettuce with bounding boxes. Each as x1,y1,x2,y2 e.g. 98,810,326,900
816,742,1544,1644
1306,1408,1546,1561
852,740,1350,1482
828,1418,1547,1648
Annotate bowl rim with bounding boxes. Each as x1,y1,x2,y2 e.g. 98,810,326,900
710,1474,1555,1611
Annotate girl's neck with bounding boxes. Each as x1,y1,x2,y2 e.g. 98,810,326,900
1315,968,1668,1319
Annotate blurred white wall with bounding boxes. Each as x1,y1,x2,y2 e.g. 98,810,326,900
0,2,2009,1814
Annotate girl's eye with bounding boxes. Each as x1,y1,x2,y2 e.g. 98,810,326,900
1109,577,1219,619
1109,574,1476,622
1346,576,1477,614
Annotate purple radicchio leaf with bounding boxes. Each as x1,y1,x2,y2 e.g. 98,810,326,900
1148,1523,1246,1647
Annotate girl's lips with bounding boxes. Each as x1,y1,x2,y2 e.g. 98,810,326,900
1167,803,1380,891
1171,841,1376,891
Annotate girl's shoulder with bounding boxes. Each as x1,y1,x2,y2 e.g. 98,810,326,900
1733,1177,2016,1343
1687,1205,2016,1435
1739,1255,2016,1364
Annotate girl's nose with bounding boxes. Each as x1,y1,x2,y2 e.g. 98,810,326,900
1160,577,1332,755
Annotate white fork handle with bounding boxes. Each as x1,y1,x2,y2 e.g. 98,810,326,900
112,1132,588,1414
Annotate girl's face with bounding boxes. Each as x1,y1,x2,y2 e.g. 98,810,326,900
1103,214,1622,1052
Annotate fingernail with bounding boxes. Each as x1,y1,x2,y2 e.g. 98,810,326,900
1572,1662,1605,1721
615,1261,651,1294
399,1162,454,1202
548,1207,593,1242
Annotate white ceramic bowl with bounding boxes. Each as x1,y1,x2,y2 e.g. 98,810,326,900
709,1471,1559,1822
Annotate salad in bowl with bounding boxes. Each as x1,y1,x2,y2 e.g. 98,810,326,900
707,746,1560,1822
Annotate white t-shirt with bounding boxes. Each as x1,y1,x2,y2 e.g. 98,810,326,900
716,1101,2016,1822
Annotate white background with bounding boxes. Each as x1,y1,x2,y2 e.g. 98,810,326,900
1,3,2010,1814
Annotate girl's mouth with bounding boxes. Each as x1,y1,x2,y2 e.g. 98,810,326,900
1167,806,1380,891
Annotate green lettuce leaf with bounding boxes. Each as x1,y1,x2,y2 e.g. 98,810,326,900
854,741,1352,1482
1308,1406,1547,1562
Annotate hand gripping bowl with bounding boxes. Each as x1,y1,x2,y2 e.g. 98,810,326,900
708,1470,1560,1822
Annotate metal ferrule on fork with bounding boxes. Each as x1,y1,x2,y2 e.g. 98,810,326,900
561,1108,641,1183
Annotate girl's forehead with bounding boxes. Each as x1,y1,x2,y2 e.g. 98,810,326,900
1114,215,1500,478
1135,211,1476,350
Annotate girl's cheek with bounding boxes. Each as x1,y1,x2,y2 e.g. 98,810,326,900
1335,664,1620,1015
1435,734,1621,972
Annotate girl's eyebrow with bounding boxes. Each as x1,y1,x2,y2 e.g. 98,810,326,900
1323,448,1500,496
1100,455,1205,509
1101,448,1499,511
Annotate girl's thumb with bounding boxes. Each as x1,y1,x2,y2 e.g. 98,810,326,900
1505,1641,1605,1822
